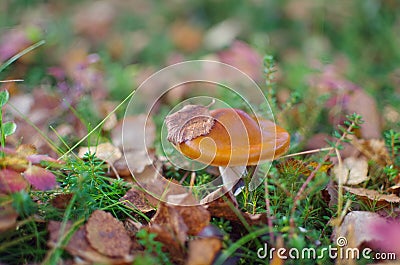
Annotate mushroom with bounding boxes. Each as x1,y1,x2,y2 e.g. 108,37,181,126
166,106,290,193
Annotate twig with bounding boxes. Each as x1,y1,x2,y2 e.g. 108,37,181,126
278,147,333,159
264,180,275,244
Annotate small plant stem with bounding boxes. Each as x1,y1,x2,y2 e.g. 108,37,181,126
336,148,344,218
278,147,334,159
0,108,4,158
0,79,24,83
391,134,396,162
264,180,275,244
0,40,45,74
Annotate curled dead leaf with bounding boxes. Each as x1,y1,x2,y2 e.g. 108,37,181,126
151,203,188,245
343,186,400,207
86,210,132,257
165,104,215,145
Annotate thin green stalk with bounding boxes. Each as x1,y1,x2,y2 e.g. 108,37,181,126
0,40,45,74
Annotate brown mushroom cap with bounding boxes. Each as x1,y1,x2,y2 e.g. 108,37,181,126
176,108,290,167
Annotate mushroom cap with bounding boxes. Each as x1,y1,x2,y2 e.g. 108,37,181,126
176,108,290,167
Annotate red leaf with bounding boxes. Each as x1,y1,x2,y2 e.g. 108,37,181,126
24,165,56,191
0,169,28,194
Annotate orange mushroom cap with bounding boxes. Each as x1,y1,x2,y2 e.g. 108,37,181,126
176,108,290,167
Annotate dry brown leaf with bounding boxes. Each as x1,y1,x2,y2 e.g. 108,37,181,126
86,210,132,257
120,187,157,213
47,221,134,265
333,211,385,248
78,142,122,165
151,203,188,245
333,156,369,185
112,115,156,174
165,104,215,145
350,137,391,166
146,225,185,264
0,204,18,232
51,193,73,209
185,238,222,265
174,204,210,236
343,186,400,206
134,162,200,205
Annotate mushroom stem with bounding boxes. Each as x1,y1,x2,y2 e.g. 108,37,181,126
218,166,246,192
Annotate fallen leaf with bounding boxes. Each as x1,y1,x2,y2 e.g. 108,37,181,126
78,142,122,165
0,204,18,232
26,154,60,165
24,165,56,191
120,187,157,213
333,211,385,248
134,162,199,205
114,149,154,175
174,203,210,235
333,156,369,185
185,238,222,265
145,225,185,264
51,193,73,209
349,136,391,166
0,169,28,193
151,203,188,245
0,154,29,172
86,210,132,257
112,115,156,174
343,186,400,207
48,221,134,264
165,104,215,145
